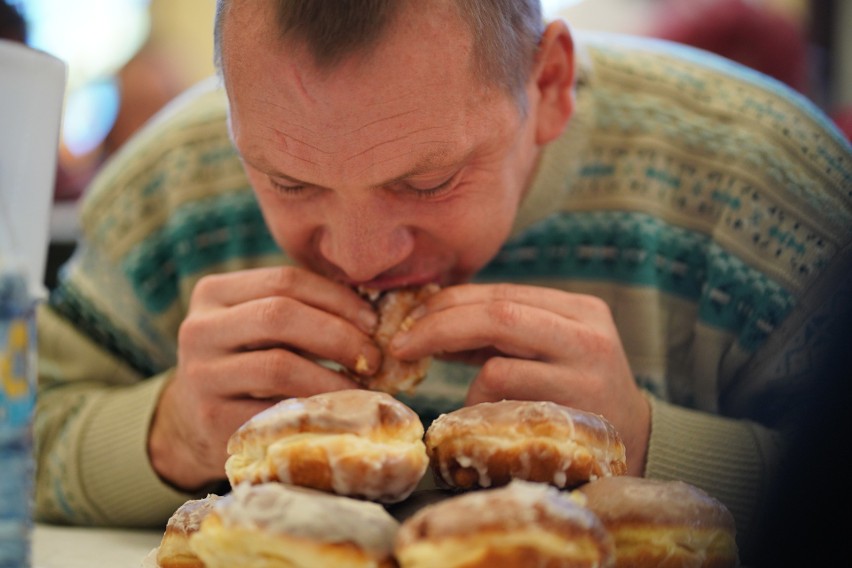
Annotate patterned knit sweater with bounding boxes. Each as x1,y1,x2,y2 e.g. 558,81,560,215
35,32,852,559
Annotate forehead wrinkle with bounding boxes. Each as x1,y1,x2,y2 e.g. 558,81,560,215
350,144,459,181
252,97,322,138
342,125,451,164
266,124,334,156
249,126,323,169
343,108,420,137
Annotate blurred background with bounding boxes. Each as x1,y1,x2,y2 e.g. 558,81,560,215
0,0,850,287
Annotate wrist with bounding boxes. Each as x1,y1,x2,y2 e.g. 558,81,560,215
625,391,651,476
147,379,215,492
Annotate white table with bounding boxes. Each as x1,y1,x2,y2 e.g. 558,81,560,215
28,486,450,568
33,523,162,568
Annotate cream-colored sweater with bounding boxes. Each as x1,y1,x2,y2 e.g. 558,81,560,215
35,32,852,562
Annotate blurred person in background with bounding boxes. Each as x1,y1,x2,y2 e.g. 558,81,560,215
0,0,24,42
650,0,809,93
650,0,851,141
2,0,185,203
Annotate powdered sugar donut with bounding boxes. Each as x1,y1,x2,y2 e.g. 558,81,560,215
395,479,615,568
578,476,739,567
225,389,428,503
190,483,399,568
425,400,627,490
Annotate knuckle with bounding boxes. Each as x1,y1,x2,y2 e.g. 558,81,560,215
177,316,204,350
255,296,291,329
255,349,294,395
191,273,218,297
486,299,522,328
581,294,611,316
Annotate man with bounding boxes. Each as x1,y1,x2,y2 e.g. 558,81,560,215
34,0,851,563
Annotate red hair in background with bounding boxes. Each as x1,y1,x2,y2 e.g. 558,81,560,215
649,0,852,140
650,0,809,93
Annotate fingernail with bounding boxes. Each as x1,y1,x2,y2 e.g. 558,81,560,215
390,331,410,351
408,305,427,321
354,353,370,374
359,309,378,333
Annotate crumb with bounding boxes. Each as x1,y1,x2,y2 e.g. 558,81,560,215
400,315,416,332
354,354,369,374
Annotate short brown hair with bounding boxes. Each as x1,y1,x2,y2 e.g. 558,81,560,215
213,0,544,105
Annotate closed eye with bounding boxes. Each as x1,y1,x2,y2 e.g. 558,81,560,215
405,172,460,199
269,177,307,196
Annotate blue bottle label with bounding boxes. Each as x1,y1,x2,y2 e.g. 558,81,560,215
1,313,36,429
0,308,36,568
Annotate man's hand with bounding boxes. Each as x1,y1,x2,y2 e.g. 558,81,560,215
148,267,382,491
388,283,651,476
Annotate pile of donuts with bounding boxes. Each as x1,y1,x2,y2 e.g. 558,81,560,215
143,390,740,568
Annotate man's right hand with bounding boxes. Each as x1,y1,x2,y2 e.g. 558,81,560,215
147,266,381,491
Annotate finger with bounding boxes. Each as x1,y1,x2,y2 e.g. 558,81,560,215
390,300,591,363
192,349,362,400
191,267,377,333
417,283,611,324
464,357,578,406
180,295,382,373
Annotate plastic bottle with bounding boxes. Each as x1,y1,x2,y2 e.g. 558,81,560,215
0,216,37,568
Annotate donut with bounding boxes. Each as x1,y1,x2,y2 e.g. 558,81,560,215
155,494,221,568
425,400,627,491
577,476,739,568
140,548,160,568
190,482,400,568
394,479,616,568
350,284,440,395
225,389,428,503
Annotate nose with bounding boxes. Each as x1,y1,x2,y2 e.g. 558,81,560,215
317,204,415,283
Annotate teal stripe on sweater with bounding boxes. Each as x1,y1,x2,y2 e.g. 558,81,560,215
123,191,280,313
479,211,794,351
49,284,160,376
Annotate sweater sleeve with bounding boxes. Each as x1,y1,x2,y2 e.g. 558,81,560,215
33,78,249,527
644,393,782,560
34,305,196,527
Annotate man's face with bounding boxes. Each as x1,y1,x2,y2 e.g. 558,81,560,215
222,2,543,289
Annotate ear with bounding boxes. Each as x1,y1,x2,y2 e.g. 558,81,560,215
530,20,575,145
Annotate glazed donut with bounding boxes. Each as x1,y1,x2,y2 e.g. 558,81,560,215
155,494,221,568
225,389,428,503
394,479,615,568
190,482,400,568
425,400,627,491
350,284,440,395
577,476,739,568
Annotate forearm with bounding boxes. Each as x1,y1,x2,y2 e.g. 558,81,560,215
644,394,783,563
35,375,192,527
35,307,193,527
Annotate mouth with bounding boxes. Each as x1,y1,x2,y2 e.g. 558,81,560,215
300,252,456,291
349,273,443,292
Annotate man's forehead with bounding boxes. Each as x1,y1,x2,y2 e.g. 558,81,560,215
222,0,510,187
236,102,469,177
